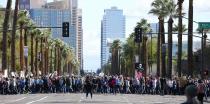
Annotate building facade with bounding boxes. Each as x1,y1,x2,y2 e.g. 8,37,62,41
19,0,46,10
77,9,83,71
101,7,125,67
29,9,77,52
19,0,83,71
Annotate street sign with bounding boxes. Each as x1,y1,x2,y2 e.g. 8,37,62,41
198,22,210,30
24,46,28,57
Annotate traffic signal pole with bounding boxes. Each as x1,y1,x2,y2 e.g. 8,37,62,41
201,29,204,79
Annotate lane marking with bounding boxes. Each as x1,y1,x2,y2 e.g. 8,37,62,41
25,96,48,104
123,97,133,104
79,97,84,103
14,97,27,102
0,97,27,104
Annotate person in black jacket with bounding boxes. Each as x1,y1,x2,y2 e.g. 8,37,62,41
84,76,93,99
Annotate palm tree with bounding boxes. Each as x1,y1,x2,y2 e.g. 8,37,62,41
54,39,63,75
10,0,19,72
188,0,193,77
67,48,75,75
122,34,136,76
149,0,174,77
173,24,188,32
111,40,121,75
18,10,28,72
61,43,73,74
23,18,31,75
39,29,51,75
29,24,36,75
39,32,44,75
177,0,184,77
1,0,12,72
34,29,41,76
48,39,55,73
135,19,151,76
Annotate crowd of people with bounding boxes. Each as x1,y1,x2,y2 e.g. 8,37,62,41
0,74,210,103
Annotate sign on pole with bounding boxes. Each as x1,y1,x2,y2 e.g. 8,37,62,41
4,69,8,78
24,46,28,57
135,55,139,63
198,22,210,30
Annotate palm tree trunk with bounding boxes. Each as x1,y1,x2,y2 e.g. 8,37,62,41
1,0,12,72
157,17,161,77
57,47,61,75
11,0,19,72
178,0,184,77
69,62,72,75
31,34,34,74
142,36,148,76
44,38,49,75
161,18,166,78
24,28,28,75
54,47,57,74
188,0,193,77
168,17,173,78
40,37,43,75
35,38,38,76
20,25,24,72
50,48,53,73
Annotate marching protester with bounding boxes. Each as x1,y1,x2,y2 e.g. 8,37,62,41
0,72,210,104
84,76,93,99
182,85,200,104
197,80,205,104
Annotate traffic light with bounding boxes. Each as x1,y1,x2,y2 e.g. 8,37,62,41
134,27,142,43
62,22,69,37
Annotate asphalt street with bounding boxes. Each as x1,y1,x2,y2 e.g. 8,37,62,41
0,93,209,104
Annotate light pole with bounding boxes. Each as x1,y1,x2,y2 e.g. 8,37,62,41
201,29,204,78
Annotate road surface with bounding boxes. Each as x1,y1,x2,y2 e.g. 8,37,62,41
0,93,208,104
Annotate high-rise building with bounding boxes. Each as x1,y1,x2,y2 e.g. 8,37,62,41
44,0,69,9
150,23,159,33
29,9,77,52
101,7,125,67
77,9,83,71
20,0,83,71
19,0,46,10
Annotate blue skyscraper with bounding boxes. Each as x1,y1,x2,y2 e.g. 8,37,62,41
29,9,77,53
150,23,159,33
101,7,125,67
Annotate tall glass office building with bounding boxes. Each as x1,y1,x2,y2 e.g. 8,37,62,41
29,9,77,53
101,7,125,67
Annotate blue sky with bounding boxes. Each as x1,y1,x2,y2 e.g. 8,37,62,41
1,0,210,71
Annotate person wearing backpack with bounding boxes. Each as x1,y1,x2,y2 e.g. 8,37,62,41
197,80,205,104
